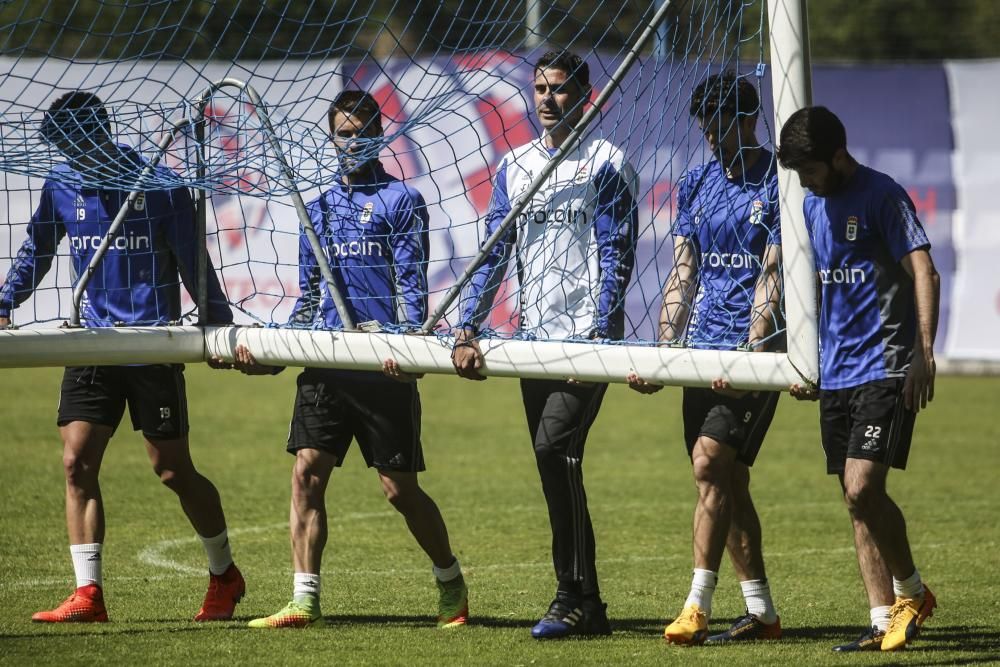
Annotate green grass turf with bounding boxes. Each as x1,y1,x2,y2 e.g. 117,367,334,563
1,367,998,665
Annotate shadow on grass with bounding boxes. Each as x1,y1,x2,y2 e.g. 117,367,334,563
758,622,1000,666
326,613,668,634
0,614,647,639
7,617,998,663
0,624,211,640
780,623,1000,649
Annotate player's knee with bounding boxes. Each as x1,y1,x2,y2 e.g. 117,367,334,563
691,450,728,488
291,450,335,500
291,463,322,496
153,464,183,490
843,480,882,517
62,450,98,487
151,458,196,491
382,484,405,508
380,475,420,510
533,440,568,468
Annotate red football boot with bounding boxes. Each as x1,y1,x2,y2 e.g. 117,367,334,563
194,563,245,621
32,584,109,623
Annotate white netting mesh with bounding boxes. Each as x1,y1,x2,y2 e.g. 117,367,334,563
0,0,782,353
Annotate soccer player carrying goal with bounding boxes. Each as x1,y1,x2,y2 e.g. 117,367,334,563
229,90,468,630
452,50,638,638
778,106,938,652
627,73,783,644
0,91,245,623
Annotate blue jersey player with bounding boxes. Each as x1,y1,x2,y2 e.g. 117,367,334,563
0,91,245,623
779,106,939,652
230,90,468,630
628,73,783,644
452,50,638,639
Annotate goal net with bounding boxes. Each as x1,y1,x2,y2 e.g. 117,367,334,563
0,0,816,388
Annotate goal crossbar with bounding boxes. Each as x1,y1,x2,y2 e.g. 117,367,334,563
0,326,808,389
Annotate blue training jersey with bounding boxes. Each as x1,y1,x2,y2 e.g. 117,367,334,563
0,145,232,326
674,150,781,350
804,164,930,390
289,163,429,332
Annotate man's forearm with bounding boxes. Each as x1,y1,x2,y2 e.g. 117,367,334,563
659,282,690,343
913,263,940,356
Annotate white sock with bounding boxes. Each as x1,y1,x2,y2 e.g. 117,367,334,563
870,605,891,632
199,529,233,576
432,556,462,583
684,569,717,617
740,578,778,625
293,573,321,601
70,543,103,589
893,568,924,599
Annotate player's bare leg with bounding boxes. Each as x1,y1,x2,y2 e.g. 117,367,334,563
833,470,893,649
704,461,781,642
145,436,226,537
725,463,766,581
691,436,737,573
839,472,895,610
842,459,916,578
841,459,934,650
145,435,244,620
61,422,112,545
248,448,334,629
665,436,734,644
378,469,468,628
378,470,453,567
290,448,337,575
32,422,114,623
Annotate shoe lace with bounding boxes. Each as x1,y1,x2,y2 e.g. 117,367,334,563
63,588,101,606
679,605,705,624
842,626,880,646
278,601,309,617
542,598,577,622
55,592,80,609
885,598,913,634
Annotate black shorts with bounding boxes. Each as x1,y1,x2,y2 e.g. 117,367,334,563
57,365,190,440
820,378,916,474
682,387,779,466
287,369,424,472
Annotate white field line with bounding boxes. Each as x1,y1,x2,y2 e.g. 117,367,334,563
6,512,392,591
6,505,993,591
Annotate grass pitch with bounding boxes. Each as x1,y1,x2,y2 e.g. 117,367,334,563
1,367,998,665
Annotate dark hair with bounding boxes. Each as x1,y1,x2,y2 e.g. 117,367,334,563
534,50,590,90
328,90,382,135
777,106,847,168
689,72,760,121
40,91,112,145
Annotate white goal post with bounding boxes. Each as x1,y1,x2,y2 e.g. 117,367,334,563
1,325,809,389
0,1,818,391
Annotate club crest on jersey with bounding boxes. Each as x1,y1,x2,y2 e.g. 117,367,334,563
749,200,765,225
133,192,145,211
359,202,374,225
846,215,859,241
574,166,590,184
